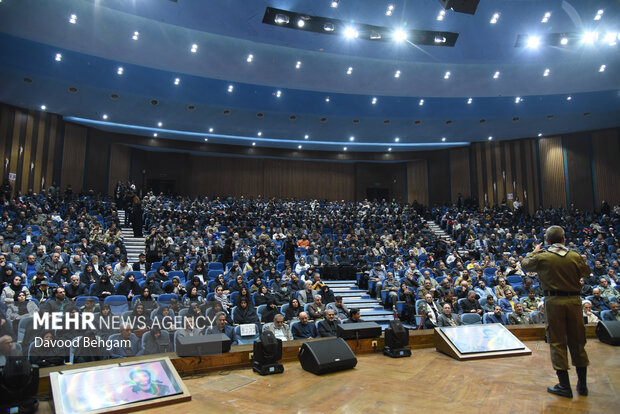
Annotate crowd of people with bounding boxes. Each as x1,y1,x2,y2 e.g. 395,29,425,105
0,186,619,367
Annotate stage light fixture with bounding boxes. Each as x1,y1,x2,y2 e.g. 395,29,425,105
383,321,411,358
343,147,348,151
538,133,543,137
204,138,208,141
515,97,522,103
344,26,359,38
158,122,163,127
393,29,408,42
323,23,335,32
274,14,290,24
526,35,540,48
325,96,330,102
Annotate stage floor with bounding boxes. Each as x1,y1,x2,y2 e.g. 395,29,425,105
40,340,619,413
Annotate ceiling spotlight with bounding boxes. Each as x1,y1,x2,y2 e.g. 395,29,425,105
228,84,234,93
467,98,473,104
493,71,500,79
343,147,348,151
157,122,163,127
444,71,451,79
599,64,606,72
349,136,355,141
394,137,400,142
386,5,394,16
323,23,335,32
490,12,500,24
117,67,124,75
204,138,208,142
174,77,180,85
247,54,254,63
515,97,522,103
442,137,446,142
40,105,46,111
437,10,445,21
297,19,306,28
543,68,550,77
370,31,382,40
394,70,401,78
538,133,543,137
371,97,377,105
132,31,139,40
418,99,424,106
274,14,290,24
488,136,493,140
275,90,282,98
304,134,309,139
582,31,598,44
296,61,302,69
102,114,108,120
567,96,572,101
257,131,262,136
344,27,359,39
209,127,214,133
434,36,447,43
252,142,256,146
560,37,569,45
541,12,551,23
190,44,198,53
526,36,541,49
346,67,353,75
153,133,158,137
69,14,77,24
594,9,604,21
331,0,339,8
388,148,392,152
393,29,408,42
298,145,302,149
325,96,330,102
55,53,62,62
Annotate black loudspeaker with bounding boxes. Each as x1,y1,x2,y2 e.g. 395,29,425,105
596,320,620,346
252,331,284,375
337,322,382,340
176,333,231,356
383,320,411,358
298,338,357,375
438,0,480,15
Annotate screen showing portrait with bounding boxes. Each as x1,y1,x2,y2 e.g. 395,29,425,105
440,324,526,354
53,359,184,414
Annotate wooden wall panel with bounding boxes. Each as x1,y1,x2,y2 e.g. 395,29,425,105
474,144,484,208
564,133,594,210
43,115,58,190
538,136,566,208
108,144,131,195
592,129,620,207
59,123,87,192
407,160,428,205
31,112,47,193
355,162,406,203
427,151,450,206
85,130,110,194
449,147,470,202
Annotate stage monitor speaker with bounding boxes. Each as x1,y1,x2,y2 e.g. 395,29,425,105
438,0,480,15
596,320,620,346
176,333,231,357
298,338,357,375
337,322,382,340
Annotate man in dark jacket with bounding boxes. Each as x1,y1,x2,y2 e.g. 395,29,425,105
459,290,483,316
291,312,317,339
65,274,88,300
317,309,339,337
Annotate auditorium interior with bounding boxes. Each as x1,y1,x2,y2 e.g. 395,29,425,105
0,0,619,413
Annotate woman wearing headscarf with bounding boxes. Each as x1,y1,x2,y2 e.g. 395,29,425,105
227,262,242,280
96,304,116,339
163,276,186,299
129,303,151,337
143,275,163,296
134,287,158,314
260,300,280,324
153,266,169,284
186,302,203,322
29,331,67,367
172,256,189,274
185,276,207,297
233,298,259,324
81,263,98,285
213,274,229,293
243,256,257,273
6,291,38,326
213,285,231,310
1,274,32,304
142,326,171,355
234,286,253,308
250,276,265,294
183,286,205,308
284,297,301,322
91,274,115,301
231,274,247,292
188,262,207,282
319,284,335,305
116,272,141,301
52,265,71,285
254,285,274,307
206,301,233,326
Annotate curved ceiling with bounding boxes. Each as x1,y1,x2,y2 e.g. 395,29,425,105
0,0,618,153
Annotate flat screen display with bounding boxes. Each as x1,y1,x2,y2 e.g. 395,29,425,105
440,324,526,354
54,360,183,414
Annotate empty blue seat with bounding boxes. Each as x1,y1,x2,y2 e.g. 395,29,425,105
104,295,128,315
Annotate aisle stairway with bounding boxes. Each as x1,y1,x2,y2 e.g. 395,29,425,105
118,210,144,263
422,218,468,256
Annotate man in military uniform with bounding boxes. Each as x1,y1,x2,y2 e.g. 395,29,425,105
522,226,590,398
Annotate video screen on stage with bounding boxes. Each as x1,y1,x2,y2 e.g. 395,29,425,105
51,358,184,414
440,324,526,354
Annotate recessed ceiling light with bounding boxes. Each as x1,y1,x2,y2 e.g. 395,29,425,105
69,14,77,24
40,105,46,111
343,147,348,151
174,77,180,85
153,133,158,137
394,70,401,78
190,43,198,53
541,12,551,23
370,31,382,40
388,147,392,151
442,137,446,142
304,134,309,139
204,138,208,142
117,67,124,75
296,61,302,69
132,31,139,40
394,137,400,142
349,136,355,141
543,68,550,77
274,14,290,24
594,9,604,21
583,32,598,44
227,85,234,93
55,53,62,62
346,67,353,75
434,36,447,43
515,97,522,103
297,19,305,28
526,36,540,49
324,23,335,32
325,96,330,102
331,1,339,8
275,90,282,98
298,145,302,149
538,133,543,137
467,98,473,104
252,142,256,146
386,5,394,16
102,114,108,120
560,37,569,45
157,122,163,127
418,99,424,106
488,136,493,140
437,10,445,21
493,71,500,79
393,29,408,42
490,12,500,24
371,97,377,105
603,32,617,45
567,96,572,101
444,71,451,79
209,127,214,133
599,64,606,72
344,27,359,39
257,131,262,137
246,54,254,63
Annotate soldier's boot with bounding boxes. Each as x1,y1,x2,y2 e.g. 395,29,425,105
576,366,588,396
547,370,573,398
